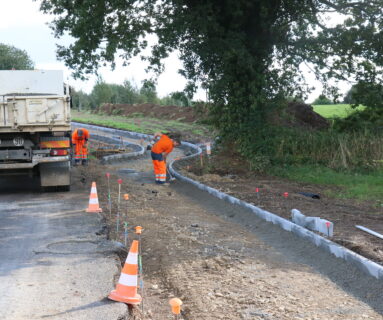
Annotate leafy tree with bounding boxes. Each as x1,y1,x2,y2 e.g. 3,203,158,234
343,85,357,104
40,0,383,163
313,95,332,105
0,43,34,70
139,79,158,104
90,77,113,109
350,82,383,110
121,80,141,104
170,91,191,107
71,89,92,110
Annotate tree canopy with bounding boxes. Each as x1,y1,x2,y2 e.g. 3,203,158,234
40,0,383,148
0,43,34,70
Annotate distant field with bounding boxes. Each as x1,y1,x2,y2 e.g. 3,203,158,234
313,104,365,118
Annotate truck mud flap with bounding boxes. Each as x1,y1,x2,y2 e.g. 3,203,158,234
39,161,70,189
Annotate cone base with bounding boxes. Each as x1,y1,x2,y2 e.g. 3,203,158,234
86,208,102,213
108,290,142,305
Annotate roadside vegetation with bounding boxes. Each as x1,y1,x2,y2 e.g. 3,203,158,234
313,104,365,119
72,110,212,141
269,165,383,203
40,1,383,204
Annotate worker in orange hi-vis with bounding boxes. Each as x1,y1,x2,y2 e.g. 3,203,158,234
151,132,181,184
72,128,90,165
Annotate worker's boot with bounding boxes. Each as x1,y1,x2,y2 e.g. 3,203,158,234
82,159,88,166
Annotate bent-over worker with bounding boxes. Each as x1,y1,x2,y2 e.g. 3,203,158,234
151,132,181,184
72,128,90,165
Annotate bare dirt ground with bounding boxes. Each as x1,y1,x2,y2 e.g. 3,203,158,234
78,148,383,320
99,103,203,123
174,151,383,266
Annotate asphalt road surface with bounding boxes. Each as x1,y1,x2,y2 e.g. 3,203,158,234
0,175,126,320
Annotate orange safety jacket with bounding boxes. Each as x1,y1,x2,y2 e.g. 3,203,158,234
151,134,174,157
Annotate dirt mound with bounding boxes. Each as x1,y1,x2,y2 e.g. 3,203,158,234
284,102,329,130
99,102,329,131
99,103,200,123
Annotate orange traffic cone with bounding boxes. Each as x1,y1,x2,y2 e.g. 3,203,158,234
108,240,142,305
85,182,103,213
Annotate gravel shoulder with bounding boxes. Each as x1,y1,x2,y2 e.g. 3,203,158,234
90,148,383,320
174,155,383,266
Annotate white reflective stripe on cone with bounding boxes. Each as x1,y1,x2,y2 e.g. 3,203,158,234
91,187,97,193
118,273,137,286
89,198,99,204
126,253,138,264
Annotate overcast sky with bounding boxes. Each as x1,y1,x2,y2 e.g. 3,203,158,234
0,0,349,102
0,0,194,99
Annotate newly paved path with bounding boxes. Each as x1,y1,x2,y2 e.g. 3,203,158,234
0,175,126,320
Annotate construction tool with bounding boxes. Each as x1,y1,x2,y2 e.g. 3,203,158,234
167,166,176,181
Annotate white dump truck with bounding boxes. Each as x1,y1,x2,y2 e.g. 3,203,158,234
0,70,71,190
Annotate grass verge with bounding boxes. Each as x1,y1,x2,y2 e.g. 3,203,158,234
72,110,212,141
269,165,383,205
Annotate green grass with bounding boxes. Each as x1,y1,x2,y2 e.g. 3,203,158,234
73,109,381,204
313,104,365,119
270,165,383,204
71,110,213,140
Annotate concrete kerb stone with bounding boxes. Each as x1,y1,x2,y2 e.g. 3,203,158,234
166,148,383,281
71,122,383,280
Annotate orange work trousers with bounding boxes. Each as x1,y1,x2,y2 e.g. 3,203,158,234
74,140,88,160
151,151,166,184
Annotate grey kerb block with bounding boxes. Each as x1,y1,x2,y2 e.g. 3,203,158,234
291,209,334,237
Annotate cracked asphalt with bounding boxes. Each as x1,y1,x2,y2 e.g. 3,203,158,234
0,175,126,320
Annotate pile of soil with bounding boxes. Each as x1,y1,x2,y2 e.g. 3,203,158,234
99,103,200,123
98,101,329,131
271,102,330,130
285,102,329,130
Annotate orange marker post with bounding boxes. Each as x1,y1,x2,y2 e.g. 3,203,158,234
135,226,142,235
124,193,129,217
169,298,183,319
255,187,260,199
